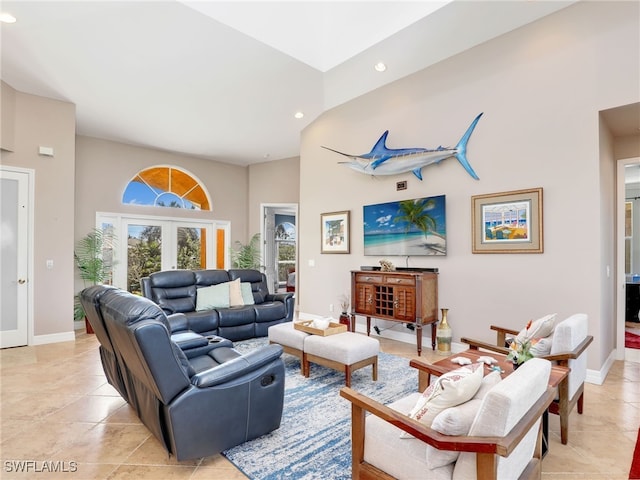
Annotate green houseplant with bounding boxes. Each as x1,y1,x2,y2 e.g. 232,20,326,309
74,228,116,332
231,233,262,269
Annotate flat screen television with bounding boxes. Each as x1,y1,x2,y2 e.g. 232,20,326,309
363,195,446,256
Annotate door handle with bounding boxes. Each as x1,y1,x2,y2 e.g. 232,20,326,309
18,279,26,284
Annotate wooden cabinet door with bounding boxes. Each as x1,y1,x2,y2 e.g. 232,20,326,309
393,286,416,321
354,283,376,315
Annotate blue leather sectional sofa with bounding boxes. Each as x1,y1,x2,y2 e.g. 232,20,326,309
140,269,295,342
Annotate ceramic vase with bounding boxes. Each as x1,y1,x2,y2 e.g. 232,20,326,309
436,308,452,355
339,313,351,331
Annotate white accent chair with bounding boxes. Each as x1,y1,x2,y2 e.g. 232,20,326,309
341,358,554,480
461,313,593,444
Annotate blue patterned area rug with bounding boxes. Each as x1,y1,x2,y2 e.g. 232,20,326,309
225,337,418,480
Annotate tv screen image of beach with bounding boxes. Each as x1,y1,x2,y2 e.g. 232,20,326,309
363,195,446,256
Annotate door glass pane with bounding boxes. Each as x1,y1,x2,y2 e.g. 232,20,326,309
127,224,162,294
177,227,205,270
1,177,18,331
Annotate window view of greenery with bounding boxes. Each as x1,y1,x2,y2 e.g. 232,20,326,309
177,227,203,270
127,226,162,294
277,242,296,283
127,226,204,294
275,221,296,286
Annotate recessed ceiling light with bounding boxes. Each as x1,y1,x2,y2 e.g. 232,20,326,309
0,13,17,23
294,112,304,119
374,62,387,72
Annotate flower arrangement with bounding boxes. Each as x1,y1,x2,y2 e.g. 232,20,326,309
507,319,535,366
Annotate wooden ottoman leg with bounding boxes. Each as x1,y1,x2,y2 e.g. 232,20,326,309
302,353,310,378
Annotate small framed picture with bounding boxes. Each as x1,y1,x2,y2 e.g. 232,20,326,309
472,188,543,254
321,211,350,254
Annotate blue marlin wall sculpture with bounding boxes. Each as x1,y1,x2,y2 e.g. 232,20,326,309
323,113,483,181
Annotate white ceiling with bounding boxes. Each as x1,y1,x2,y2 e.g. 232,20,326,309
6,0,632,167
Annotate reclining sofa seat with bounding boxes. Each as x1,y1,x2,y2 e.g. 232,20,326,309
80,284,128,400
140,268,294,341
94,286,285,461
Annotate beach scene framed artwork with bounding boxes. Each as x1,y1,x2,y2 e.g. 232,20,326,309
472,187,543,253
363,195,446,256
321,211,350,254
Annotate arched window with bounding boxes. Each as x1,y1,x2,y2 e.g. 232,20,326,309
122,166,211,210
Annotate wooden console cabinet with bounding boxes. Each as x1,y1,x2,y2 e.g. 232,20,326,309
350,269,438,356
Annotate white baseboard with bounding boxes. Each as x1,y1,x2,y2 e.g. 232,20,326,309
32,330,76,345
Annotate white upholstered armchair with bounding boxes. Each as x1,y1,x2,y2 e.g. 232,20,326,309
461,313,593,444
340,358,555,480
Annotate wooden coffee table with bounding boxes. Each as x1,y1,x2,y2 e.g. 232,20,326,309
409,349,569,458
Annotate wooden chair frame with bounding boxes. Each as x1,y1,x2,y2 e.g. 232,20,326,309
461,325,593,444
340,383,555,480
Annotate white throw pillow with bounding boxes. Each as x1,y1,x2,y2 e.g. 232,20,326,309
425,370,503,469
229,278,244,307
196,283,230,310
529,335,553,357
400,363,483,438
516,313,557,343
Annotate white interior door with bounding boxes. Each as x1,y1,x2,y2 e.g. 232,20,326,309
0,167,32,348
264,207,276,293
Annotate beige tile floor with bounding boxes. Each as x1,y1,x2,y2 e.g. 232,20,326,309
1,331,638,479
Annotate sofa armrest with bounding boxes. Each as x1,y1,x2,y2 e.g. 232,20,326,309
266,292,293,303
167,313,189,333
191,344,284,388
460,337,510,355
543,335,593,365
489,325,520,346
266,292,295,321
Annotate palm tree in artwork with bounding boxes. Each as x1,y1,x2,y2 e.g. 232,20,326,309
394,198,437,242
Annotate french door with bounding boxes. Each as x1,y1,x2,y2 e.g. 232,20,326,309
99,214,229,293
0,167,33,348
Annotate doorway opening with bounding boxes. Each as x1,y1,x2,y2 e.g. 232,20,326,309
261,204,297,294
621,160,640,359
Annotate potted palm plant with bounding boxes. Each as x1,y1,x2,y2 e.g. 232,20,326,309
231,233,262,269
74,228,115,333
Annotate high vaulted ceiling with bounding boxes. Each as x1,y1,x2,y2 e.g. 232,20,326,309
0,1,595,166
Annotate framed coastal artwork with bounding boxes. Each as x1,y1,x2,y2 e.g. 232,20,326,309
363,195,446,256
321,211,350,254
471,187,543,253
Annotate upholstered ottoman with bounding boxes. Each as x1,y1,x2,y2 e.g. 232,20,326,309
268,321,308,373
303,332,379,387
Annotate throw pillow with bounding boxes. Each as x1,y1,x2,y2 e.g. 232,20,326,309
229,278,244,307
425,369,502,469
516,313,557,343
472,369,502,400
240,282,255,305
426,398,482,469
400,363,483,438
196,283,230,310
529,335,553,357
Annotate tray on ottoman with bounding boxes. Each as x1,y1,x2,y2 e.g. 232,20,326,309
294,320,347,336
